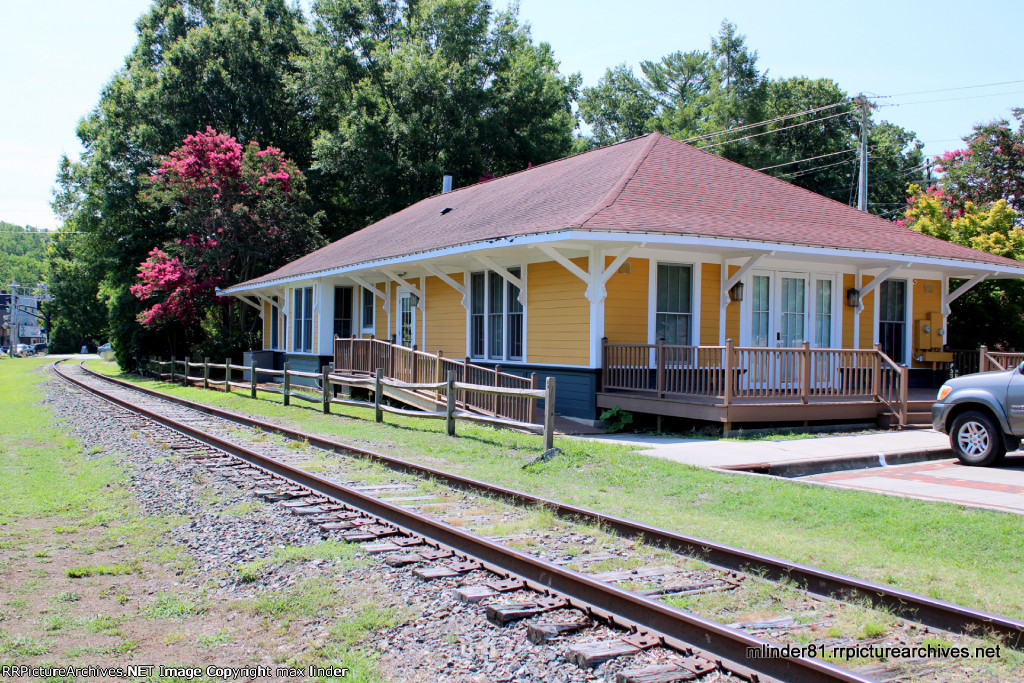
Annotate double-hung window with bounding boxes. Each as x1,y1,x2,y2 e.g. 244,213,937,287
333,286,353,338
361,288,375,333
293,286,313,353
470,268,523,361
655,263,693,345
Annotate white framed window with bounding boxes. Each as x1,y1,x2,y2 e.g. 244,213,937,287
655,263,693,345
292,286,313,353
469,268,523,361
361,287,375,333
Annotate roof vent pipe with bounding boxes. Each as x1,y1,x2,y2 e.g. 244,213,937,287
442,171,453,194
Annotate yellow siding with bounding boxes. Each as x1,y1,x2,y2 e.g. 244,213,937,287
313,310,319,355
700,263,721,345
528,258,589,365
425,274,467,357
374,283,389,340
912,278,943,368
839,274,877,349
725,265,740,343
604,257,648,344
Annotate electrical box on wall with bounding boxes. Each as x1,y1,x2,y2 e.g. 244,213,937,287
916,311,952,362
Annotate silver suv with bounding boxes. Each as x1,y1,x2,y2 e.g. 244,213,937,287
932,365,1024,466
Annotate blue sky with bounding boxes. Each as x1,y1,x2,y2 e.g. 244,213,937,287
2,0,1022,230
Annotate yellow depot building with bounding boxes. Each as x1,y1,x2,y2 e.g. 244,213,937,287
222,133,1024,429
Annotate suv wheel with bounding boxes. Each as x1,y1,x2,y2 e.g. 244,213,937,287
950,411,1006,466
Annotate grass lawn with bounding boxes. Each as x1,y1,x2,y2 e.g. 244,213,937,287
83,359,1024,621
0,357,395,681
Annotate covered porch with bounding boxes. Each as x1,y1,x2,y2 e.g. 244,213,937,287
599,339,927,429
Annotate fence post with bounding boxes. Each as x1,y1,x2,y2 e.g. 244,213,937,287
528,372,538,425
446,370,456,436
282,361,290,406
724,339,734,406
183,356,190,386
980,345,988,373
374,368,383,423
388,343,396,379
871,344,882,402
170,356,176,383
800,341,811,404
225,358,232,394
203,357,209,390
543,376,556,452
321,365,330,414
250,359,257,399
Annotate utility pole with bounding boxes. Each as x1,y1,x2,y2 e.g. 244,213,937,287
855,94,870,212
9,281,17,357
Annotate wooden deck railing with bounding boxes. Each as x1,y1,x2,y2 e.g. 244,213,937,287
333,336,539,425
979,345,1024,373
601,338,909,426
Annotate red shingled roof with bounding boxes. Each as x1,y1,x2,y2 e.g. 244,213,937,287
230,132,1021,290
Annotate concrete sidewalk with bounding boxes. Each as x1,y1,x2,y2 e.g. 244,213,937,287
573,429,951,471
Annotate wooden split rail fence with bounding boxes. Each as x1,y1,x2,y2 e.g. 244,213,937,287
144,355,556,449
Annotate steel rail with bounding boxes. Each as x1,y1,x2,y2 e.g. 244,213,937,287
55,360,875,683
72,362,1024,648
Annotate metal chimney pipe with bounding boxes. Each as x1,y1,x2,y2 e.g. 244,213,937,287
442,171,453,194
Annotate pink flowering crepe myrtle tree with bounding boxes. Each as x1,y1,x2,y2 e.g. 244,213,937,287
132,127,322,331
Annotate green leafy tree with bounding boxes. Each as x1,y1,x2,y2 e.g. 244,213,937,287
900,184,1024,349
0,222,49,287
576,23,922,211
579,63,656,147
303,0,580,235
50,0,313,368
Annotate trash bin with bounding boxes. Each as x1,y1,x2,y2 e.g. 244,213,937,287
81,346,88,354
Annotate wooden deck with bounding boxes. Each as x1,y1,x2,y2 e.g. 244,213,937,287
600,339,917,429
597,388,937,427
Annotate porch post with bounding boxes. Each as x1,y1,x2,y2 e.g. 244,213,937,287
980,345,988,373
871,344,881,401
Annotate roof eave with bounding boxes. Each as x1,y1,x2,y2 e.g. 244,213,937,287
219,228,1024,295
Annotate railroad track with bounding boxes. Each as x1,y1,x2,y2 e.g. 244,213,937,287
53,361,1023,682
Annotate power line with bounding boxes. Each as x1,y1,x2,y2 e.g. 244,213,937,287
699,110,854,149
779,157,858,179
874,78,1024,99
755,148,856,172
878,89,1024,108
681,100,852,143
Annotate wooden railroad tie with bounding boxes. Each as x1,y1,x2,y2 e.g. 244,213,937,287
485,596,566,626
526,619,590,644
614,656,717,683
453,585,498,604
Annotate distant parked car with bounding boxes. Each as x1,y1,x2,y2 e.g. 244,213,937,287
0,345,8,355
933,364,1024,466
97,342,115,361
33,342,48,354
15,343,33,357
